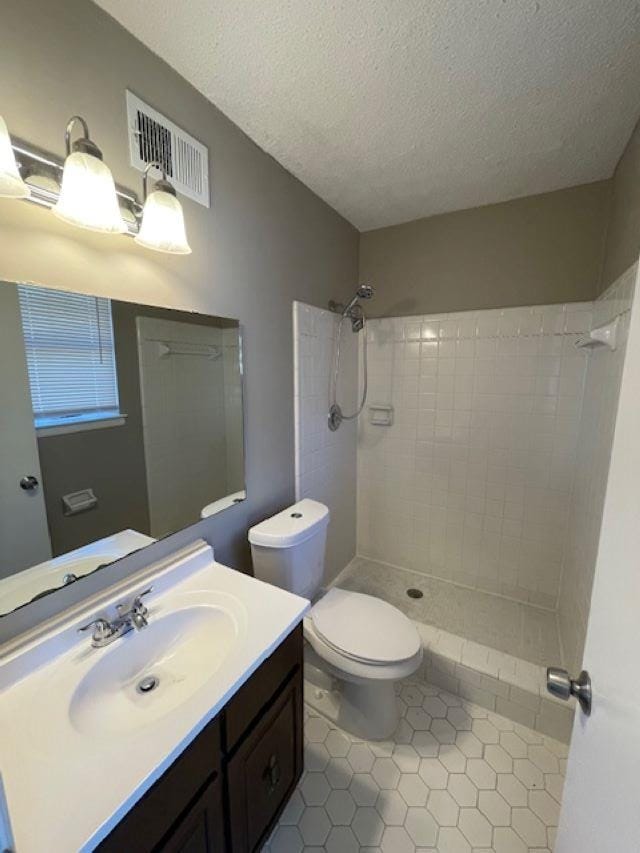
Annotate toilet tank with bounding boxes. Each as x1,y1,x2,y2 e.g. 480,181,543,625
248,499,329,599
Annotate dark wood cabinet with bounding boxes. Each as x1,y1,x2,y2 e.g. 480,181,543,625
97,719,223,853
160,777,225,853
227,672,303,852
97,624,303,853
223,622,303,752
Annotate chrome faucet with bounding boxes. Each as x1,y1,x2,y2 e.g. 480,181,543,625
78,588,153,648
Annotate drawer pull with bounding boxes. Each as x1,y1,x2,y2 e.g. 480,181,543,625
262,754,281,794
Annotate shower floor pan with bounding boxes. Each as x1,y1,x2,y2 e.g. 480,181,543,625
335,556,574,743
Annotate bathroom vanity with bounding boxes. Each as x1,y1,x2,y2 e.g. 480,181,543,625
0,542,308,852
99,623,303,853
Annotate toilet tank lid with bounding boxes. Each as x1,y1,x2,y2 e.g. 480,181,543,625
248,499,330,548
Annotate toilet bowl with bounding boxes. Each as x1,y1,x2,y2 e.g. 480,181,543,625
248,499,423,739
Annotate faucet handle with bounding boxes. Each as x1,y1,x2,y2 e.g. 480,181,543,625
116,587,153,615
132,587,153,611
135,587,153,601
129,587,152,630
78,618,113,641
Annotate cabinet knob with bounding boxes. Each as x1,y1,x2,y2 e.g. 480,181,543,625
262,754,281,793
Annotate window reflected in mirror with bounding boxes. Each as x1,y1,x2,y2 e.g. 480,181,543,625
0,281,246,615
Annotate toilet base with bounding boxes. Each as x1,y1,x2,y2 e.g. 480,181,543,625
304,658,400,741
338,676,400,740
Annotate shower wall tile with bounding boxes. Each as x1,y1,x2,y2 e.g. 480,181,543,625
357,301,593,609
558,264,637,673
293,302,358,582
137,317,227,538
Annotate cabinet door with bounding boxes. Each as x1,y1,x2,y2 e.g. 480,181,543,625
159,776,225,853
97,718,221,853
227,670,303,852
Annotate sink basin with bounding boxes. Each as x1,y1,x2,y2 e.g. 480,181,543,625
69,602,240,735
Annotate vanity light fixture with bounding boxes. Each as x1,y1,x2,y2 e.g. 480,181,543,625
53,116,126,234
0,115,30,198
134,162,192,255
0,113,193,254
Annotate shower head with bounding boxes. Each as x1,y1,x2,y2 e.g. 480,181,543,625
341,283,374,332
343,283,375,316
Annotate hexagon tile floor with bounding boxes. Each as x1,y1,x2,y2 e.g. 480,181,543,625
262,679,566,853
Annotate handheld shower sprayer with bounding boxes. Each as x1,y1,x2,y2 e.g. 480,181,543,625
343,283,374,315
328,284,375,430
341,283,374,332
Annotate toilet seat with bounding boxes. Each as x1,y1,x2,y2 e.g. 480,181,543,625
309,588,421,665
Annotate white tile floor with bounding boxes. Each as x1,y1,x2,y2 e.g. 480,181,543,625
263,679,566,852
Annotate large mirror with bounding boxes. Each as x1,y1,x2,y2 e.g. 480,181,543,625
0,281,245,615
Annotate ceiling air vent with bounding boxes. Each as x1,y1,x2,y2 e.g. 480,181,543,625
125,90,210,208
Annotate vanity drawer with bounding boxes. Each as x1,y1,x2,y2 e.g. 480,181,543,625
226,668,303,852
224,623,302,752
97,716,221,853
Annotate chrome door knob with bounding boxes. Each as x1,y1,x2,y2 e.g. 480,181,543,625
19,474,39,491
547,667,592,715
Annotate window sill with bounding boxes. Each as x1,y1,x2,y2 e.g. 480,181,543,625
36,415,127,438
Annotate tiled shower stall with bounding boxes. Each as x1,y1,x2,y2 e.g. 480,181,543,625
293,265,635,741
358,300,593,612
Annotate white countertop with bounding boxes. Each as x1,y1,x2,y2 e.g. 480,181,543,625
0,541,309,852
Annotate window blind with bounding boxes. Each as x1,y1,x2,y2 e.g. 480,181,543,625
17,285,120,429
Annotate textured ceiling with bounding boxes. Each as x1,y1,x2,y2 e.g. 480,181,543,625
95,0,640,231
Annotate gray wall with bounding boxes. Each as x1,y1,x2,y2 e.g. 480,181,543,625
600,118,640,291
359,181,611,317
36,300,150,556
0,0,358,593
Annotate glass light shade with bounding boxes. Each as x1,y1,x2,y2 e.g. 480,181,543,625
53,151,125,233
0,116,30,198
135,189,192,254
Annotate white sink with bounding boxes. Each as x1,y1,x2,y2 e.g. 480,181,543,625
0,540,309,853
69,600,241,735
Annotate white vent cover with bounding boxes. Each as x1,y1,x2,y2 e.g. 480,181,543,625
126,90,209,208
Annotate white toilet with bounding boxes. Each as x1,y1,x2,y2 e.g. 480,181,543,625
248,499,423,740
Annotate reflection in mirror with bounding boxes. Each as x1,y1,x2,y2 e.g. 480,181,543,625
0,281,246,615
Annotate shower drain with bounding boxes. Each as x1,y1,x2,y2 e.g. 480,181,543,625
136,675,159,694
407,588,424,599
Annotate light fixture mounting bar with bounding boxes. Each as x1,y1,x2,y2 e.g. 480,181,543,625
10,137,142,235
